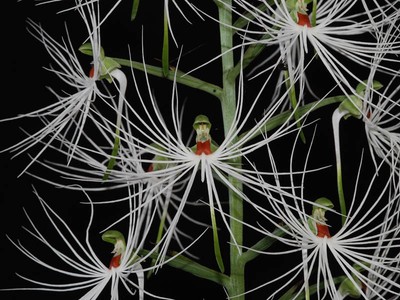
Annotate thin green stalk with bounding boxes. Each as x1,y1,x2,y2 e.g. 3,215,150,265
146,198,170,279
210,202,225,273
103,128,120,180
130,0,140,21
110,57,223,100
240,225,287,263
217,1,245,299
162,6,169,77
284,70,306,143
239,95,347,142
311,0,318,27
139,248,230,286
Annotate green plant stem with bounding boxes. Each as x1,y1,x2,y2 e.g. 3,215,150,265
239,95,347,142
110,57,223,100
240,225,287,263
217,1,246,299
139,249,229,286
284,70,306,143
130,0,140,21
162,6,169,77
277,275,346,300
230,39,266,79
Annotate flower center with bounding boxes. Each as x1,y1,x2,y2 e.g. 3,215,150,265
297,12,311,27
109,254,121,269
316,223,331,238
89,66,95,78
196,139,212,155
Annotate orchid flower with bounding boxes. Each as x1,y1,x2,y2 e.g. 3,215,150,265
331,19,400,223
361,71,400,177
0,185,173,300
0,0,126,176
234,139,400,300
224,0,400,106
21,106,211,261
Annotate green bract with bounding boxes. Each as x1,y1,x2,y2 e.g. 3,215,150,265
78,42,121,83
312,197,334,214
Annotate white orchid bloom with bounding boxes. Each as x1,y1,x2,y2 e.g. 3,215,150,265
22,111,211,261
331,17,400,184
227,0,400,106
0,0,126,176
1,185,173,300
236,143,400,300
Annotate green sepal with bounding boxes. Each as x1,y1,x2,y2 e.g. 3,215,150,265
79,43,105,59
102,230,126,248
312,197,334,214
339,80,383,120
101,57,122,83
78,43,121,83
356,80,383,97
339,96,363,120
193,115,212,130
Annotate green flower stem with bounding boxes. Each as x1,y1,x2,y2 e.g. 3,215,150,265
284,70,306,143
230,39,266,79
146,198,170,279
103,129,120,180
218,1,246,299
103,68,127,180
302,248,311,300
232,0,273,29
139,249,229,286
210,202,225,273
239,95,347,142
240,225,287,263
110,57,223,100
332,108,348,225
277,276,346,300
292,276,346,300
311,0,318,27
130,0,140,21
162,6,170,77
